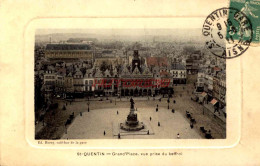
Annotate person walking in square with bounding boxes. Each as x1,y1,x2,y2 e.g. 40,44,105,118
150,117,152,121
104,130,106,136
190,122,193,129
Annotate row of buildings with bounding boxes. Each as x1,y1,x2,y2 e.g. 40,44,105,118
41,46,188,100
196,66,226,112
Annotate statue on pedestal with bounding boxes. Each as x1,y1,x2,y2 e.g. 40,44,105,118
130,97,135,109
120,97,144,131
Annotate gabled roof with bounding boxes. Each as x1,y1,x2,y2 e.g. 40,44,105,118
112,68,118,76
104,69,111,77
121,65,131,76
94,69,103,78
142,66,151,75
74,69,83,77
67,72,73,77
132,67,141,75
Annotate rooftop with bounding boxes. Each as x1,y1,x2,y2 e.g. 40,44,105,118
171,63,186,70
146,57,168,67
46,44,92,50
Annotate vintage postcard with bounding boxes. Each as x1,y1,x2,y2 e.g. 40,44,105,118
1,0,260,165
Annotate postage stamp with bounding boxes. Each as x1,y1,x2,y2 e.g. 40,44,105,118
202,7,253,59
229,0,260,45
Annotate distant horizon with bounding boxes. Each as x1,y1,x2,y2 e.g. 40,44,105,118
36,28,202,36
35,28,206,43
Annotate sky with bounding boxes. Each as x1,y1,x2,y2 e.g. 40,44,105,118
36,28,202,37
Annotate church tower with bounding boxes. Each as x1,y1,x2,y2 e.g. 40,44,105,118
132,50,141,72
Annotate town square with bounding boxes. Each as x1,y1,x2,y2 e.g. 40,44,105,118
34,29,226,139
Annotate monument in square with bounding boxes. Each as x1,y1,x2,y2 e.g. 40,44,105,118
120,98,144,131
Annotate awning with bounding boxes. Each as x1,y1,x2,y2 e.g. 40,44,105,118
210,98,218,105
201,92,207,98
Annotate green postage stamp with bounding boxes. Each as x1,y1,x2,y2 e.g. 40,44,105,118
229,0,260,45
202,0,259,59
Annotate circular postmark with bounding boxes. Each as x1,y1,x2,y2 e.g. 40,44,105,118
202,7,253,59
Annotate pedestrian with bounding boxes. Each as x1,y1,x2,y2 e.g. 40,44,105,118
190,122,193,129
156,107,158,112
118,133,121,139
147,130,150,135
177,133,180,139
172,109,175,113
117,110,119,115
174,100,176,104
158,122,160,126
80,112,82,116
104,130,106,136
150,117,152,121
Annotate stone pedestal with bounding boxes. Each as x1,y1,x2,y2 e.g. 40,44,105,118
120,108,144,131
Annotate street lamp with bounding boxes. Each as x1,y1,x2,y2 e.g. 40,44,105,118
167,98,170,109
88,101,90,112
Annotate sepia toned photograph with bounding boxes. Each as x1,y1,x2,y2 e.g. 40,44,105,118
34,29,226,140
2,0,260,165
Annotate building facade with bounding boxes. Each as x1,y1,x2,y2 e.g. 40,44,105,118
45,44,94,63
